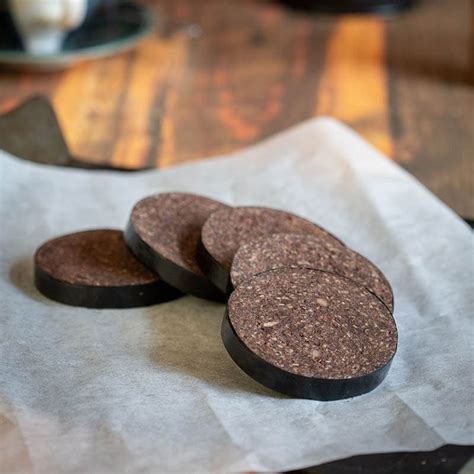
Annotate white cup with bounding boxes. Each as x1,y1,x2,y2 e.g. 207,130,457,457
7,0,88,56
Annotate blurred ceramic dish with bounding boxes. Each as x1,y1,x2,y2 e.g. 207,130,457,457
0,1,153,71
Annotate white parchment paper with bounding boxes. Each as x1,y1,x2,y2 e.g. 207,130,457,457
0,118,473,473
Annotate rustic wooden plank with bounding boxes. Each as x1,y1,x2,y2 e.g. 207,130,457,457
53,52,133,163
0,0,472,217
110,35,188,168
152,0,335,166
386,0,473,218
316,16,392,157
0,69,59,114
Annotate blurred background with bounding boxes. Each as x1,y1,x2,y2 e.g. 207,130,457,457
0,0,472,218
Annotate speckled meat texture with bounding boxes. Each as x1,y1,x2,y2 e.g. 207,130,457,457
130,193,229,275
228,268,397,379
201,207,343,271
231,233,393,311
35,229,158,286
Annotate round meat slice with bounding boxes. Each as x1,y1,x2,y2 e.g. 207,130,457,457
231,233,393,311
198,206,344,293
224,267,397,400
125,192,230,301
34,229,182,308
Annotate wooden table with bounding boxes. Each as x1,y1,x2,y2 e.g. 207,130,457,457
0,0,472,219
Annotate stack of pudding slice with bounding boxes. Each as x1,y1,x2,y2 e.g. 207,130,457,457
34,192,397,400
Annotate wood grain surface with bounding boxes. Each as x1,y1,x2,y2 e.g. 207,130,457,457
0,0,472,218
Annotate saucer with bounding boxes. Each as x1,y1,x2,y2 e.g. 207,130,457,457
0,1,153,71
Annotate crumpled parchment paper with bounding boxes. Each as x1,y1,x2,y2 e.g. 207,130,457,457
0,118,472,473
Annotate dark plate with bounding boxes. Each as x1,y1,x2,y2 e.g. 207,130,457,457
0,1,153,71
280,0,415,14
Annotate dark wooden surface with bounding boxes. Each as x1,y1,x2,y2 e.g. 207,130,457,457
291,444,474,474
0,0,472,219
